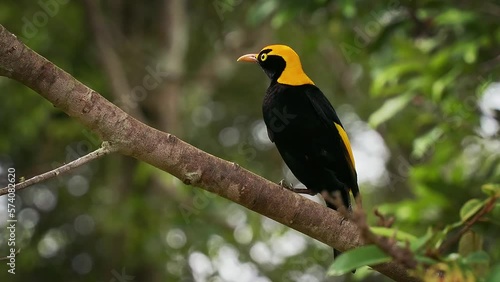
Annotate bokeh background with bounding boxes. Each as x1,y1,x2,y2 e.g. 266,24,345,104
0,1,499,281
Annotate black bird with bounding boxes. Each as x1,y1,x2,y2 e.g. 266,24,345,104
238,44,360,260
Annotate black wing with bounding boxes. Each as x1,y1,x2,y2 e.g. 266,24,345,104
304,85,359,197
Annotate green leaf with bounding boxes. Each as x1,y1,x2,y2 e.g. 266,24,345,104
431,68,461,101
482,184,500,196
412,127,444,159
410,228,434,252
271,9,295,28
341,1,356,18
371,61,423,95
459,231,484,256
460,199,484,222
415,255,438,265
486,264,500,282
247,0,279,26
327,245,391,276
463,44,478,64
430,49,453,70
463,251,490,265
368,93,414,128
434,9,476,26
435,222,462,250
486,202,500,226
370,227,417,242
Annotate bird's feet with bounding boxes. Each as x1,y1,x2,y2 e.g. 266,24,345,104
278,179,294,190
278,179,316,195
340,216,349,225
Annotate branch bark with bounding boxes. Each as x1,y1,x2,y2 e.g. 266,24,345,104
0,24,419,282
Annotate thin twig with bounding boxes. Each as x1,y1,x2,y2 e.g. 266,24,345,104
437,195,498,255
353,196,418,269
375,209,395,227
0,142,118,196
0,248,21,261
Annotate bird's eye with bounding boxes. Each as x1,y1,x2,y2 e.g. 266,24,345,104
260,53,268,61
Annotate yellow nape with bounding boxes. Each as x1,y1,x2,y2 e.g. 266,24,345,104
334,123,356,170
261,45,314,86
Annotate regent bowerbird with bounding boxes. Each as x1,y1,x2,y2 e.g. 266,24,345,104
237,44,360,261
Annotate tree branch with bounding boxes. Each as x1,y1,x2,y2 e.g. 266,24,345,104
354,200,417,269
0,24,419,282
333,195,418,270
0,142,118,196
437,195,498,255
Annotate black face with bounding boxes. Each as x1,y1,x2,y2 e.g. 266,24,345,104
257,49,286,81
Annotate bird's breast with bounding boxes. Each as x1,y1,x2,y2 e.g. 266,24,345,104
262,85,325,142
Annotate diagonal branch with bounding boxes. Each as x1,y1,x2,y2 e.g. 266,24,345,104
437,195,498,255
0,24,420,282
0,142,118,196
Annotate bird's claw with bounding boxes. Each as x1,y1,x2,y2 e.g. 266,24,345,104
340,216,348,225
280,180,317,195
278,179,294,190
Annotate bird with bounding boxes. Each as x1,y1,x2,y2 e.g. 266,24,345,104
237,44,360,261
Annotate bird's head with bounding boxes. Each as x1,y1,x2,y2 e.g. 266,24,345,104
237,44,314,86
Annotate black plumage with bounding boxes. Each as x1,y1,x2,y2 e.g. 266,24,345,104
262,82,359,209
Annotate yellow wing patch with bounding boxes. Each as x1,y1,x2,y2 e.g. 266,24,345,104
334,123,356,170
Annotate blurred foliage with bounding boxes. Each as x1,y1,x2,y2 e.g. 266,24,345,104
0,0,499,282
329,184,500,280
